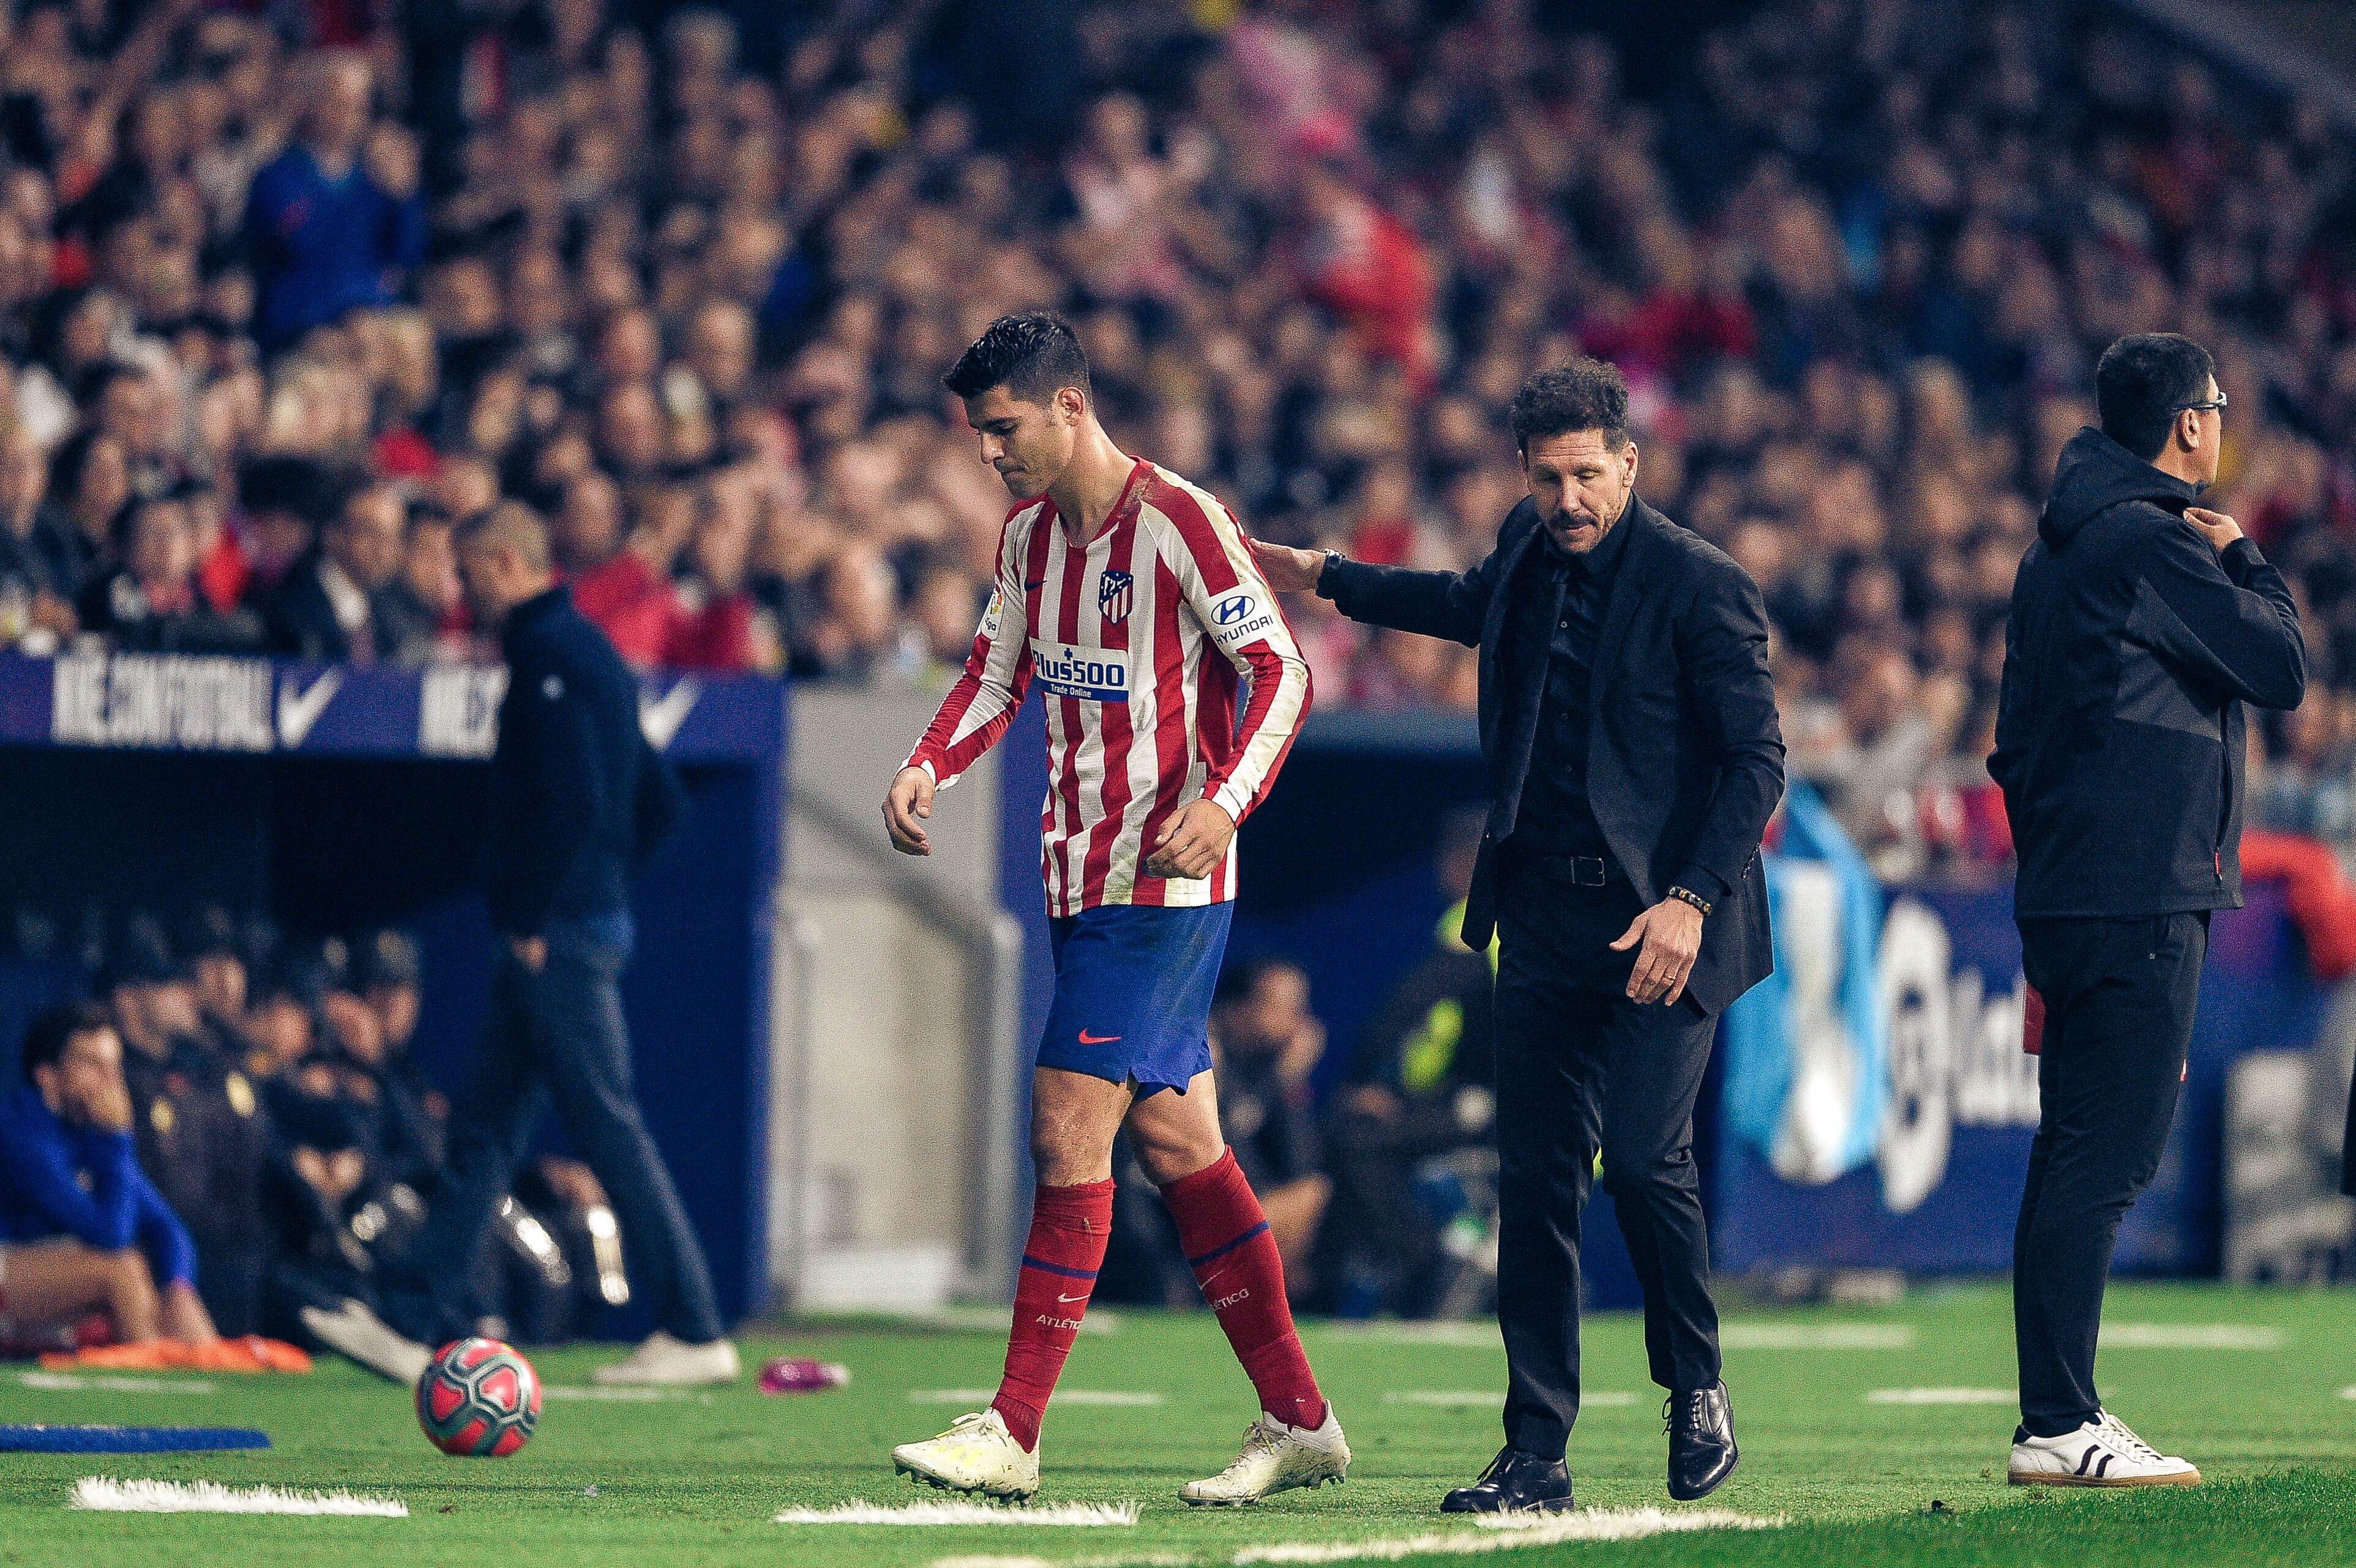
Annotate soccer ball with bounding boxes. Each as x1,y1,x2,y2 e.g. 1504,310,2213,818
416,1337,541,1457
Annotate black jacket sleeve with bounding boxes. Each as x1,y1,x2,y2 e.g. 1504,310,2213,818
495,657,604,936
1320,512,1521,648
630,736,685,879
2128,524,2306,711
1670,561,1786,898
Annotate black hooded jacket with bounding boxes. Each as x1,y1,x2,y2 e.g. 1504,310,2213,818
1990,428,2305,919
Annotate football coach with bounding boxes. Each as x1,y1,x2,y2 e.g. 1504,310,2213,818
1256,357,1782,1511
1990,334,2303,1487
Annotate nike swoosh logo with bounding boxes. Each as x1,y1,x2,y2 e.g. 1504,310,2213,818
277,668,342,747
638,679,700,750
1057,1293,1087,1304
1077,1030,1122,1045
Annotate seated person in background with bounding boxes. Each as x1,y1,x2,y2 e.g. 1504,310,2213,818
1319,809,1500,1319
358,929,448,1155
78,491,265,654
1208,958,1330,1291
101,922,274,1337
0,1003,218,1346
265,479,406,662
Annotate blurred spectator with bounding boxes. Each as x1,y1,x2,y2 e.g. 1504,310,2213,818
264,478,405,660
80,491,264,652
1208,957,1329,1286
0,1002,219,1346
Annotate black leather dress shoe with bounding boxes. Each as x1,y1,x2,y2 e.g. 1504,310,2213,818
1666,1381,1739,1500
1440,1446,1576,1514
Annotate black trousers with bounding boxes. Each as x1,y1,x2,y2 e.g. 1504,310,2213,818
1493,859,1722,1461
384,916,724,1346
2013,911,2207,1437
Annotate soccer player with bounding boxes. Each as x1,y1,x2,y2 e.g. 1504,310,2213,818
880,312,1344,1505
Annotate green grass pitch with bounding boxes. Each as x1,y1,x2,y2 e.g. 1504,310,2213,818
3,1282,2352,1567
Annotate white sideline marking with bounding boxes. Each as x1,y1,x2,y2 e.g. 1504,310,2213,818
17,1373,217,1395
1315,1322,1498,1348
1868,1387,2014,1406
71,1477,406,1517
2102,1323,2284,1350
1720,1323,1915,1350
907,1389,1163,1407
912,1307,1124,1338
927,1507,1784,1567
540,1385,712,1403
776,1498,1140,1526
1383,1390,1637,1409
2340,1387,2356,1400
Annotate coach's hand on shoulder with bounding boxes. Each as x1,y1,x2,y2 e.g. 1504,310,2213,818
1612,898,1703,1007
2184,507,2243,552
1252,540,1324,594
884,766,936,856
1146,798,1236,880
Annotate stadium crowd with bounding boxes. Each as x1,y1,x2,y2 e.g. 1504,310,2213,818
1,1,2354,883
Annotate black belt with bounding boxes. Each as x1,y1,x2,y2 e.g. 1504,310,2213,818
1515,851,1612,887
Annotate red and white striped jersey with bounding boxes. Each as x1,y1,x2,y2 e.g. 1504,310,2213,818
905,457,1312,916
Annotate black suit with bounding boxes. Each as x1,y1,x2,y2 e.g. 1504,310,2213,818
1322,495,1783,1458
264,554,388,662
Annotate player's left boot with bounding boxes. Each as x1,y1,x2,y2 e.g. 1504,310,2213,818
1181,1405,1351,1506
1666,1381,1738,1501
594,1331,741,1386
892,1408,1042,1499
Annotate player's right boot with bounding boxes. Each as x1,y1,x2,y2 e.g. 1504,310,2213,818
2008,1411,2200,1487
892,1408,1041,1500
1181,1406,1351,1506
299,1297,433,1386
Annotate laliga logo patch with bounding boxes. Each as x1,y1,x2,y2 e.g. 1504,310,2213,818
1098,569,1134,626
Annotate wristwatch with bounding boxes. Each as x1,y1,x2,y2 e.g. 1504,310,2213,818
1317,548,1344,594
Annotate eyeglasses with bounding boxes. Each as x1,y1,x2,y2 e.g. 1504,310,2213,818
2175,390,2229,414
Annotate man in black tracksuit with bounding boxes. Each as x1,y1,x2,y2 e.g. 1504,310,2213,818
1990,334,2303,1486
308,505,736,1386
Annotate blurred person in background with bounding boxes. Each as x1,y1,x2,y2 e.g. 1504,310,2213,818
0,1003,217,1347
1208,958,1329,1288
304,504,731,1387
266,476,406,661
80,490,264,652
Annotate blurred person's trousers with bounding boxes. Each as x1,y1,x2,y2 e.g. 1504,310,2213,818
1492,857,1721,1462
2013,912,2206,1437
381,914,724,1346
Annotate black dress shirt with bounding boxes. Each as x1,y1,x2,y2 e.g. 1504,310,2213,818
1509,510,1631,863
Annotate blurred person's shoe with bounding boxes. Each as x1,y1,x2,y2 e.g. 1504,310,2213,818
593,1330,739,1385
1181,1405,1350,1505
2008,1412,2199,1487
299,1298,431,1386
892,1408,1040,1499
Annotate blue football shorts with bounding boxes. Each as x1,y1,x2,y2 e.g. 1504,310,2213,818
1037,902,1234,1097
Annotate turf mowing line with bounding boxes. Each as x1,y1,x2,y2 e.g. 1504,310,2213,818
907,1389,1165,1406
922,1506,1786,1568
2100,1323,2286,1349
1718,1323,1915,1349
1865,1387,2014,1405
776,1499,1142,1526
69,1478,407,1517
1382,1390,1638,1408
16,1372,219,1394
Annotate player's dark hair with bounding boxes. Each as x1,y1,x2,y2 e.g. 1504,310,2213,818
1509,356,1631,454
2096,333,2216,461
943,312,1091,406
23,1001,113,1076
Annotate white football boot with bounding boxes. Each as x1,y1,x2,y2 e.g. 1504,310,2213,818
2008,1411,2200,1487
892,1408,1041,1500
1181,1405,1352,1506
594,1331,741,1385
299,1297,432,1386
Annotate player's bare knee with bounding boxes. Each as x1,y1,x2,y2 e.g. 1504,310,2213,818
1134,1127,1222,1188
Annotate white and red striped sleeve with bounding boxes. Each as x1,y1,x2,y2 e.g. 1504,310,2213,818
904,509,1036,788
1156,476,1312,825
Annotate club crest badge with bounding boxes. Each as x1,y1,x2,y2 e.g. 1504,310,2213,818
1098,569,1134,626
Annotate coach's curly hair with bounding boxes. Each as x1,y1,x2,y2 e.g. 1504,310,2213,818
1508,356,1631,454
943,312,1093,404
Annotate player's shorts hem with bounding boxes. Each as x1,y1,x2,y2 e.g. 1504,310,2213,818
1032,1043,1211,1097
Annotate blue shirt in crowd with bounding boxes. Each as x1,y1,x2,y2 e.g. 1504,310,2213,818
0,1085,196,1287
244,145,426,351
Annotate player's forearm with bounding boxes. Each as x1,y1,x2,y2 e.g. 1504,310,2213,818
1208,648,1312,823
905,672,1019,787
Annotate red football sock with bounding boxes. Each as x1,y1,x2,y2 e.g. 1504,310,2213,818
1161,1149,1327,1430
992,1178,1115,1451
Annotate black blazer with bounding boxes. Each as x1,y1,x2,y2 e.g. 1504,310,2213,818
1322,496,1785,1015
264,554,387,662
